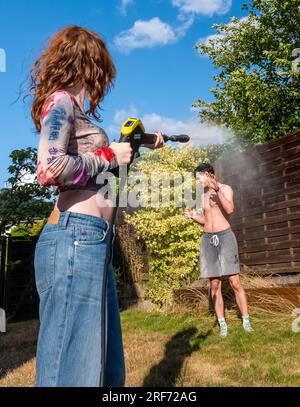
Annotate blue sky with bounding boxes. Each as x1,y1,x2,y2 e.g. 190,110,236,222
0,0,248,187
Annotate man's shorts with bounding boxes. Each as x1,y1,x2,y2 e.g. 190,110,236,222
199,227,240,279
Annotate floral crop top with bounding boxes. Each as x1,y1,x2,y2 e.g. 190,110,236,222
36,89,119,195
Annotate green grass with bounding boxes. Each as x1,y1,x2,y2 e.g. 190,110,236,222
121,305,300,386
1,305,299,387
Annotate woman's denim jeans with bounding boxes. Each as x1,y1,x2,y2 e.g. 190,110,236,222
34,210,126,387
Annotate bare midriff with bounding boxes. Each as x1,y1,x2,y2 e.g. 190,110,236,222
54,189,115,223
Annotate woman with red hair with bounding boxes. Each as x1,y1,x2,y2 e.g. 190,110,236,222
30,25,164,387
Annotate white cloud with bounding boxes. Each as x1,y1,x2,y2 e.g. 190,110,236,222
114,17,181,53
111,105,139,129
15,169,35,186
174,14,195,39
118,0,134,16
114,1,233,54
114,14,196,54
195,33,224,54
194,15,256,55
108,107,231,146
172,0,232,17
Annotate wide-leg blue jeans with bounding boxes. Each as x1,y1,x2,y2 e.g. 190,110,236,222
34,210,126,387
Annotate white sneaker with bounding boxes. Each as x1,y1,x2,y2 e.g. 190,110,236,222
218,319,228,337
242,317,253,333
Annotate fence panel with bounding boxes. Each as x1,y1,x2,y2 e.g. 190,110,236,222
214,130,300,275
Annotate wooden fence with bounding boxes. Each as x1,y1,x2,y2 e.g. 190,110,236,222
0,236,39,322
214,130,300,276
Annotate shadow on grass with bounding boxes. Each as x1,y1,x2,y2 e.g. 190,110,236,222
143,326,212,387
0,320,38,380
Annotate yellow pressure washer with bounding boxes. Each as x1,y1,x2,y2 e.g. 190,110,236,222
118,117,190,167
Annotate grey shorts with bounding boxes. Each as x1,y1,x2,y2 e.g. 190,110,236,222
199,227,240,279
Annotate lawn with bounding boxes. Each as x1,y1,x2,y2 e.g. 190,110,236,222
0,304,299,387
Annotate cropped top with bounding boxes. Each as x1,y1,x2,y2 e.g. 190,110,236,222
36,89,119,196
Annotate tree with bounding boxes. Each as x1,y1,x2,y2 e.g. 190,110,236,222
0,147,54,235
124,144,227,305
193,0,300,146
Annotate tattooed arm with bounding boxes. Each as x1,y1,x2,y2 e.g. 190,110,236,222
36,91,118,187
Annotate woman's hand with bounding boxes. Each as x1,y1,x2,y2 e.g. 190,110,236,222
109,142,132,165
142,131,165,149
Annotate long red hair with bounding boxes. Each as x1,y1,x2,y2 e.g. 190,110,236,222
30,25,116,132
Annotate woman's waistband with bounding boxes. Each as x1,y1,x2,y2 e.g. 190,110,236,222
47,209,112,231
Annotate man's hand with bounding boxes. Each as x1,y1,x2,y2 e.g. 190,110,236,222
142,131,164,149
207,173,219,191
183,209,205,224
183,210,195,219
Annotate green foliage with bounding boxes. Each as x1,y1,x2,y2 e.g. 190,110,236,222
0,147,54,235
194,0,300,146
124,144,226,305
10,218,47,237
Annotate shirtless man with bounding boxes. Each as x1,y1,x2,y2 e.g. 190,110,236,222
184,163,253,336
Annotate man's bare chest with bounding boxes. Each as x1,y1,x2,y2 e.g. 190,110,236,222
204,191,220,211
